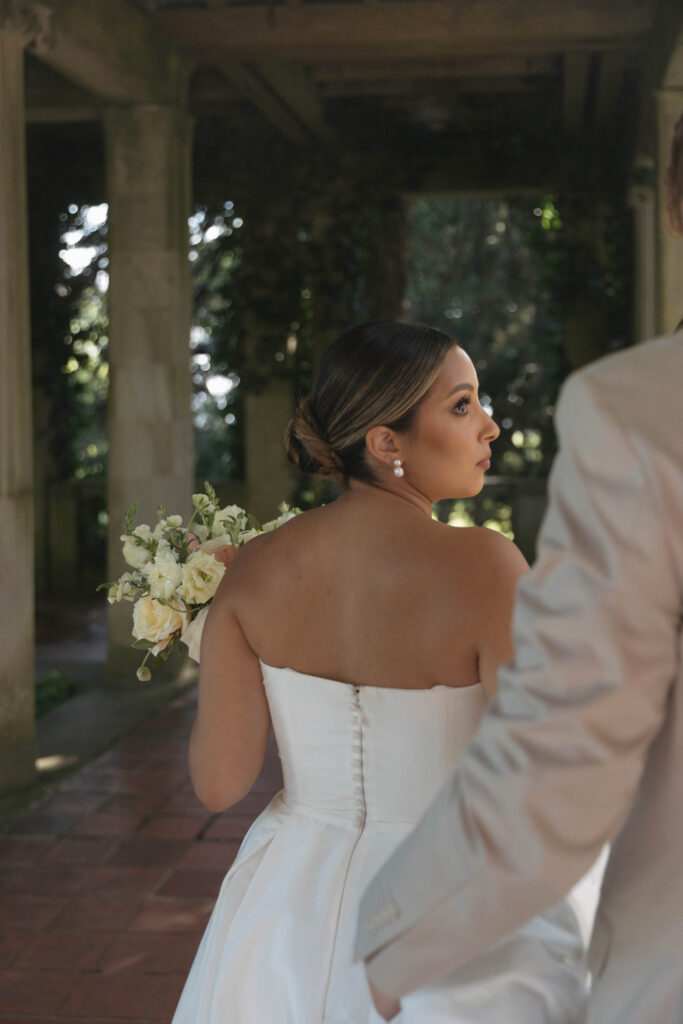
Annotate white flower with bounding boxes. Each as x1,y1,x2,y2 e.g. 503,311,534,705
179,605,209,663
132,596,188,656
261,508,297,532
236,528,260,544
166,514,183,529
197,534,232,554
211,504,247,540
133,524,153,542
108,572,139,604
142,539,182,600
179,549,226,604
193,524,210,543
121,534,153,570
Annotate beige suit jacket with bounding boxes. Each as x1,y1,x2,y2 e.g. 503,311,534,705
354,334,683,1024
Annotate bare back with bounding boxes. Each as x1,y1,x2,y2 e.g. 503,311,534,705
225,489,527,693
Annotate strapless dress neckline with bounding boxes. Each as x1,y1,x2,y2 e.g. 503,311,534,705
258,657,483,695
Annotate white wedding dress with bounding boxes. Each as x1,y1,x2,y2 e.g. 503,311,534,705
172,661,598,1023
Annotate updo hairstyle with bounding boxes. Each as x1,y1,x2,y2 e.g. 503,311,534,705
285,322,457,483
665,110,683,236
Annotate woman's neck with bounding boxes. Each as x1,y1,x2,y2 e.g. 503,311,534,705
342,478,433,520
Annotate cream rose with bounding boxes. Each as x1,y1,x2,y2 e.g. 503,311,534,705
179,549,226,604
132,596,188,656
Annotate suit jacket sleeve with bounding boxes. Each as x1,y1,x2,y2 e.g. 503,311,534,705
353,368,681,997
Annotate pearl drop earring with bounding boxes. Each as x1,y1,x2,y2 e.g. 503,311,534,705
393,458,404,478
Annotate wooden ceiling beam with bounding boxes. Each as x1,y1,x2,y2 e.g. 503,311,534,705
25,0,187,104
216,64,311,145
321,76,541,99
312,56,558,83
216,62,334,148
255,61,336,147
156,1,651,63
24,55,101,122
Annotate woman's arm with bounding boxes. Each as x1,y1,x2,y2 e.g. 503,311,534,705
188,569,271,813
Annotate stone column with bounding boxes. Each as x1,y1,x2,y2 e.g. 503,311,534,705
104,105,194,674
0,23,36,793
657,89,683,333
629,181,657,343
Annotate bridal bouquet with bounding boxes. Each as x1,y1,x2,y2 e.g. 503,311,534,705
98,482,300,681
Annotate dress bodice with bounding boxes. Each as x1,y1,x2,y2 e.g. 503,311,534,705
260,660,487,830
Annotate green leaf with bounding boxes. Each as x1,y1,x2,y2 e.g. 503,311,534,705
123,499,139,536
131,638,156,650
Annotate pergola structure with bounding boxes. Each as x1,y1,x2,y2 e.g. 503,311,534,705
1,0,682,796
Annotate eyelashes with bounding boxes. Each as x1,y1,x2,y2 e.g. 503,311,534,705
453,397,471,415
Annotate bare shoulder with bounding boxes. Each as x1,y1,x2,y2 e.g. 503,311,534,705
211,507,319,601
431,521,528,578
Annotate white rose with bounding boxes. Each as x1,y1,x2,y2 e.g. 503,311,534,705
179,604,209,663
121,534,153,569
191,493,212,511
179,549,226,604
166,514,183,528
133,524,153,541
143,539,182,600
133,596,188,656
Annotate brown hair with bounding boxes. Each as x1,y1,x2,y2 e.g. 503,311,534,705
665,111,683,236
285,322,457,483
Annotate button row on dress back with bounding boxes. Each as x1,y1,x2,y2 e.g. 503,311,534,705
351,686,366,829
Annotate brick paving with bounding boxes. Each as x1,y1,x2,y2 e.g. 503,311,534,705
0,686,284,1022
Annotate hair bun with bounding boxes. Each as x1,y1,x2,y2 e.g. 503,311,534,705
284,397,345,477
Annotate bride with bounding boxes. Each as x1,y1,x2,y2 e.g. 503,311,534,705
172,321,592,1023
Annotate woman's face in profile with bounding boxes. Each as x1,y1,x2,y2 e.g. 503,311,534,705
401,345,500,502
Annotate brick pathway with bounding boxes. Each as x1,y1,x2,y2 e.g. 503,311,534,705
0,686,283,1022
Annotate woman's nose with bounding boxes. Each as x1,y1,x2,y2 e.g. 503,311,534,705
482,411,500,442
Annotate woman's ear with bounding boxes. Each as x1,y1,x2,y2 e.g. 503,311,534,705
365,426,401,471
